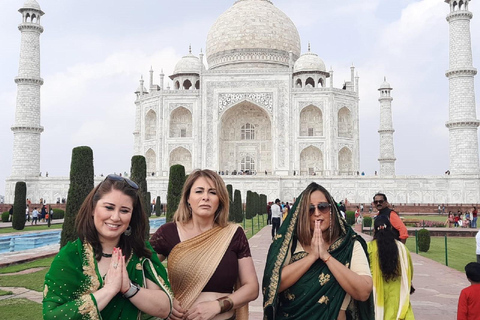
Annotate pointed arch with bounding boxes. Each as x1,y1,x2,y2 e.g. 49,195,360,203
295,78,302,88
145,148,156,175
300,105,323,136
220,101,271,173
174,81,180,90
338,147,353,175
145,110,157,140
195,80,200,89
305,77,315,88
169,147,192,173
183,79,192,90
300,146,323,175
338,107,352,138
318,78,324,88
170,107,192,137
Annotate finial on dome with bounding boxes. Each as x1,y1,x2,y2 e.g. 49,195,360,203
384,76,387,81
150,66,153,72
308,42,311,52
189,44,192,54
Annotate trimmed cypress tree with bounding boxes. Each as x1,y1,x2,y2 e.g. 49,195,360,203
233,189,243,223
12,181,27,230
227,184,234,221
130,155,149,237
61,146,94,248
246,191,254,220
167,164,185,222
155,196,162,216
260,194,267,215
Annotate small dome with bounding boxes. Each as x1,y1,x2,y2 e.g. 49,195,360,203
172,52,201,76
293,49,326,73
21,0,42,11
379,77,392,90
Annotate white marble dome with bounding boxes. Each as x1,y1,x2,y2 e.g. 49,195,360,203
206,0,301,70
172,52,201,75
22,0,42,11
294,50,326,73
379,78,392,90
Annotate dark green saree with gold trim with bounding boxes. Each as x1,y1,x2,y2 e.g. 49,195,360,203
263,195,374,320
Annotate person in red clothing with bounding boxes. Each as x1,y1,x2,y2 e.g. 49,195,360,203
457,262,480,320
373,193,409,243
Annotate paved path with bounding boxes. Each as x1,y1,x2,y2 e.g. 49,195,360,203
0,225,472,320
247,225,469,320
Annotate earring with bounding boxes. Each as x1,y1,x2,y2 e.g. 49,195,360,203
124,225,132,236
329,211,333,244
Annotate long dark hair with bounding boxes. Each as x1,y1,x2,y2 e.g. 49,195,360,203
75,177,150,261
373,215,400,282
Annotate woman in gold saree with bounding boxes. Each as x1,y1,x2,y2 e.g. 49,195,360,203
43,174,173,319
263,182,374,320
150,169,259,320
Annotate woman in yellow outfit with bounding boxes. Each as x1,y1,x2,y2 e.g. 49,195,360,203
368,215,415,319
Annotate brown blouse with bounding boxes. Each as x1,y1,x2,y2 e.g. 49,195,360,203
150,222,251,293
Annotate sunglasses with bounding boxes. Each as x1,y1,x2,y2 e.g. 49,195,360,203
105,174,139,190
309,203,331,215
374,200,384,205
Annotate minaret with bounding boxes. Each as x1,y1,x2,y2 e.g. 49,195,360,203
378,78,396,176
445,0,479,175
11,0,45,178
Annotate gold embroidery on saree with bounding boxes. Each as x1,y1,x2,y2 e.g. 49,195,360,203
43,284,48,297
264,195,303,308
283,290,295,301
78,294,99,319
318,273,330,286
318,295,329,304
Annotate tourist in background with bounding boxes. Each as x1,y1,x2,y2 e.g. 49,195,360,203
472,207,478,228
476,230,480,264
263,182,373,320
457,262,480,320
31,207,39,225
8,205,13,222
271,198,282,240
368,215,415,320
445,211,454,228
43,174,173,319
373,193,408,243
150,169,258,320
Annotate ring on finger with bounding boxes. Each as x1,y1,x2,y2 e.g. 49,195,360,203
113,263,118,269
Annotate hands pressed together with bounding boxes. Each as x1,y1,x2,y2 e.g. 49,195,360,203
310,220,331,262
103,247,131,296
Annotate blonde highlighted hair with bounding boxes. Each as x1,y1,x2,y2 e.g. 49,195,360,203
174,169,230,227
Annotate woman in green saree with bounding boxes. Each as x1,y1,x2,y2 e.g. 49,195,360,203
43,175,173,319
263,182,374,320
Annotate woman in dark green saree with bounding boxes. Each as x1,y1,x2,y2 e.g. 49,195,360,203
263,182,374,320
43,175,173,319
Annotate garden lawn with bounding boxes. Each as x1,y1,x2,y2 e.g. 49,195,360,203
0,298,42,320
406,236,476,272
0,223,63,234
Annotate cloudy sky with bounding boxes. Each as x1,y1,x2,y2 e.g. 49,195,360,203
0,0,479,196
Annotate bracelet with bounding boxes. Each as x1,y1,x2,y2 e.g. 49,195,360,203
323,255,332,263
123,282,140,299
216,296,234,314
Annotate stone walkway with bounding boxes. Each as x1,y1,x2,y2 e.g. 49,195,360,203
0,225,472,319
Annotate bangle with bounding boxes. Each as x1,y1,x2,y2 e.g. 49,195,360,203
123,282,140,299
216,296,234,314
323,255,332,263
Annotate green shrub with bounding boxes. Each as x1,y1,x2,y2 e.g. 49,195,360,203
131,155,149,237
418,228,431,252
61,146,94,248
13,181,27,230
227,184,234,222
52,209,65,220
245,191,255,219
233,190,243,223
155,196,161,217
1,211,9,222
167,165,185,222
363,216,372,228
345,211,355,225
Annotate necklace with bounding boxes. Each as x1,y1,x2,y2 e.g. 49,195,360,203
101,252,112,258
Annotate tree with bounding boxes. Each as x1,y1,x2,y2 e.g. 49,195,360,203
12,181,26,230
167,164,185,222
155,196,162,216
233,189,243,223
260,194,267,215
246,190,255,220
61,146,94,248
130,155,149,237
227,184,234,221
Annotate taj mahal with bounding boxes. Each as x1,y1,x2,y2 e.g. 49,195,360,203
4,0,480,204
